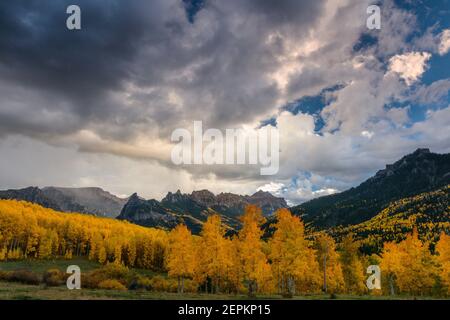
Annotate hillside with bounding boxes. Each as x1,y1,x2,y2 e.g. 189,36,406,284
292,148,450,228
41,187,127,218
0,186,127,218
327,185,450,254
0,199,167,270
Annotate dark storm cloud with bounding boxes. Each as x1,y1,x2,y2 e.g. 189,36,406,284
0,0,329,141
0,0,171,118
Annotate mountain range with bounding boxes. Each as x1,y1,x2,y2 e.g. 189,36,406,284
0,148,448,235
0,186,288,233
0,186,127,218
291,148,450,228
117,189,288,233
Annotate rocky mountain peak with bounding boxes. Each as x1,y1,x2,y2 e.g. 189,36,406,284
190,189,216,206
162,189,190,204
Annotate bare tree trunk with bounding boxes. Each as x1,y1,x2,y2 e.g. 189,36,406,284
389,276,395,296
181,277,184,294
323,242,328,293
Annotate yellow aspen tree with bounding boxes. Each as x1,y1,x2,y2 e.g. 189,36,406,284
126,239,137,267
381,229,438,296
238,205,270,297
226,237,243,294
339,234,366,294
0,247,7,261
380,241,403,295
167,224,197,293
436,233,450,295
315,233,345,294
270,208,321,296
89,233,100,261
399,229,439,296
98,243,107,264
199,215,231,294
38,228,54,259
113,239,123,264
0,199,170,270
192,236,207,289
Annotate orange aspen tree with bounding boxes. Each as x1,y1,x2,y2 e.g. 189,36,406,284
379,241,403,295
199,215,233,293
315,233,345,294
380,229,438,296
339,234,366,294
238,205,271,297
0,200,168,270
167,224,197,293
436,233,450,295
269,208,321,296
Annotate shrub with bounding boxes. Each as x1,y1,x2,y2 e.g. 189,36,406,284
150,276,177,292
82,263,133,289
101,263,131,281
182,279,198,293
8,270,41,285
81,272,104,289
0,271,10,281
98,279,127,291
43,269,65,287
129,276,152,290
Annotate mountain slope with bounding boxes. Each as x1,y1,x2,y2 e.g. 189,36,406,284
292,148,450,228
0,187,62,211
42,187,127,217
328,184,450,254
0,186,127,217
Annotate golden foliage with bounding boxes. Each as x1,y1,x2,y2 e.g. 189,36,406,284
0,200,168,271
1,199,449,297
380,229,439,296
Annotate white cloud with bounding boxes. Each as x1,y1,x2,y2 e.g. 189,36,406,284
438,29,450,55
388,52,432,85
361,130,374,139
257,182,285,194
312,188,338,197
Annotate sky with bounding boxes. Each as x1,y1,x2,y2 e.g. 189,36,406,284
0,0,449,205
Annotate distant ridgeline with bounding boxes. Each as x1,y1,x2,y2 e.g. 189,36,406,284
117,189,288,234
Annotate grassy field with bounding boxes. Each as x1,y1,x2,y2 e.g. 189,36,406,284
0,281,445,300
0,257,160,277
0,259,446,300
0,257,101,273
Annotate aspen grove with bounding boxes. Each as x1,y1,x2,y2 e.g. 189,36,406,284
0,200,449,296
